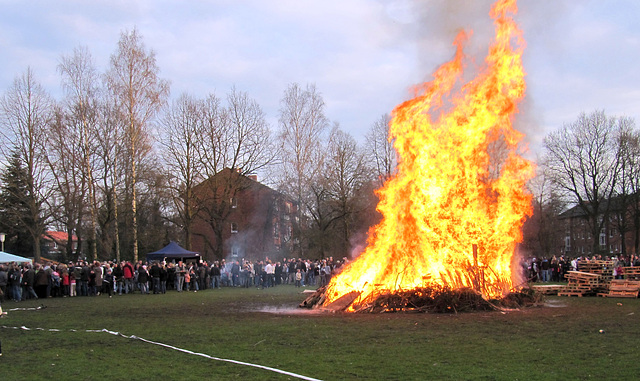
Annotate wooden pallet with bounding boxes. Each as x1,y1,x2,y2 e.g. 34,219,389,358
599,279,640,298
558,291,588,297
621,267,640,280
559,271,607,297
556,264,638,298
607,290,639,297
532,284,564,295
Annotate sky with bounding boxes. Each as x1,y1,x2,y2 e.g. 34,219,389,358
1,0,640,160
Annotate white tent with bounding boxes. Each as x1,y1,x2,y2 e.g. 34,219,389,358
0,251,32,264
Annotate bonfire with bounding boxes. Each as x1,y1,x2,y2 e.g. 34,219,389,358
305,0,535,312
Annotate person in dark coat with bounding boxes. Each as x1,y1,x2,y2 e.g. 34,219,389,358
34,264,49,299
113,263,124,295
198,263,207,290
0,264,7,303
81,262,90,296
166,263,176,291
159,263,167,294
149,262,161,294
210,263,221,289
231,261,240,287
72,263,82,296
88,266,97,296
9,264,23,301
137,265,149,294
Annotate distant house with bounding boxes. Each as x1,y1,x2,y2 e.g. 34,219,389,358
558,197,635,257
42,231,78,260
191,168,298,262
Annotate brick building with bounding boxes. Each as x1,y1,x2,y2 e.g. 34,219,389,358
558,198,635,257
191,168,298,262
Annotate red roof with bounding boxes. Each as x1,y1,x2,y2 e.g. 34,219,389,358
44,231,78,242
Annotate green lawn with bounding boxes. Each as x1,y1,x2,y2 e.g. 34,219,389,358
1,286,639,380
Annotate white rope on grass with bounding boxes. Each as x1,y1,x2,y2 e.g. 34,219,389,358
7,306,46,312
1,325,322,381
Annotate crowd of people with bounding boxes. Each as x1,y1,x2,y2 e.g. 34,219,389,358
0,256,348,303
4,253,640,303
521,254,640,283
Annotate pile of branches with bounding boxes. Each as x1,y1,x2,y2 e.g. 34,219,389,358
300,285,542,313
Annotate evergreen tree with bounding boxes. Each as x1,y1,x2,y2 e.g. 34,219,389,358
0,151,39,256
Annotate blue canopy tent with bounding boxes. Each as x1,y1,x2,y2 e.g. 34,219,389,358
0,251,32,264
146,241,200,263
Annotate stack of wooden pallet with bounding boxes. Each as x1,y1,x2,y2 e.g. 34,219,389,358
577,260,614,281
621,267,640,280
599,279,640,298
557,270,607,297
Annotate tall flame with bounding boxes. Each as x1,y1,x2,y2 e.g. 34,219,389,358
323,0,533,310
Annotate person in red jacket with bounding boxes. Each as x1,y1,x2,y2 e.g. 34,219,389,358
123,261,135,294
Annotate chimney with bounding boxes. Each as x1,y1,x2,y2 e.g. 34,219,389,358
248,174,258,182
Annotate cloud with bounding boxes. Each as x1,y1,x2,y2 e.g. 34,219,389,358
1,0,640,157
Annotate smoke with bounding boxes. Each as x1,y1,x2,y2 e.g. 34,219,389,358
511,243,530,287
383,0,573,156
348,230,369,260
409,0,495,78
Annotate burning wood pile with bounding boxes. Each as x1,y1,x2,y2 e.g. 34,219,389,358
300,285,540,313
302,0,534,313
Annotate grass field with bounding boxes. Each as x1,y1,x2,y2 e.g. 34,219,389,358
1,285,639,380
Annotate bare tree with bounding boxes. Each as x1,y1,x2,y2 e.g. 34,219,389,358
0,68,53,261
224,88,275,175
94,94,125,262
44,105,88,260
322,126,368,257
195,88,276,259
364,114,396,186
303,126,370,258
277,83,329,255
57,46,101,260
197,93,228,179
159,93,203,250
612,118,640,255
522,163,566,259
277,83,328,202
105,28,169,262
543,110,624,254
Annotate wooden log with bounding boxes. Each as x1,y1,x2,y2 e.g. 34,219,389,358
320,291,361,312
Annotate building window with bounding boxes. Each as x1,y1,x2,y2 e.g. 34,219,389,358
273,222,279,238
565,236,571,251
231,222,238,234
599,229,606,248
231,246,239,258
231,197,238,208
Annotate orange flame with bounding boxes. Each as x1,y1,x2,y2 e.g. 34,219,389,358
323,0,533,310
